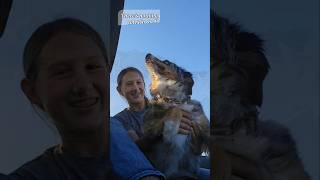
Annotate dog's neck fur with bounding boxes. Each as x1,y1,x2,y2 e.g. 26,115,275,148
151,79,191,104
153,93,190,105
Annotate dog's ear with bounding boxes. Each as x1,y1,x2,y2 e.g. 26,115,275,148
184,76,194,96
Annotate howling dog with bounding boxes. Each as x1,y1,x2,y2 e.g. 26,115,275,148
143,53,210,179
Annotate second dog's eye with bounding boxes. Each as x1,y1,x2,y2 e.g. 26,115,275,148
86,64,103,71
159,65,165,71
49,65,72,79
51,68,71,78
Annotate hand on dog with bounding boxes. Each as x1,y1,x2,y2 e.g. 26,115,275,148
190,122,204,155
212,134,270,163
178,110,192,135
179,110,204,155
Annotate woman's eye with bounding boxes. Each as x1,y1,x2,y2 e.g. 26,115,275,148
87,64,103,70
126,83,133,86
51,68,71,77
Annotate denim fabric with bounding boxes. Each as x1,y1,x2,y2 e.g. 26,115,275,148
196,168,210,180
110,117,165,180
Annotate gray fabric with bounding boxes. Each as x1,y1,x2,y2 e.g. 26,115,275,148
8,146,117,180
113,108,147,138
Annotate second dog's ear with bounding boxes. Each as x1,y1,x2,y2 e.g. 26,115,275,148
184,77,194,96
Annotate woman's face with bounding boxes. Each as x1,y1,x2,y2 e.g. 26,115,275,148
29,32,109,132
118,71,145,105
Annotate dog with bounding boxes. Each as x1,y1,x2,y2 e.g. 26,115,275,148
143,53,210,179
210,13,310,180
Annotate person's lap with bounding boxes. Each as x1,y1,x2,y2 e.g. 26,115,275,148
196,167,210,180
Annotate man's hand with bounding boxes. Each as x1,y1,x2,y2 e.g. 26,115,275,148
228,151,264,180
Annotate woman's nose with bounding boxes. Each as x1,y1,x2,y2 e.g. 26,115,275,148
133,83,141,91
71,71,92,96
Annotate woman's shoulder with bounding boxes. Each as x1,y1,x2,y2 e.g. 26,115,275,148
10,146,62,180
113,108,130,121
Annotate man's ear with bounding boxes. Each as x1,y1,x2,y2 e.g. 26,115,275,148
20,78,44,110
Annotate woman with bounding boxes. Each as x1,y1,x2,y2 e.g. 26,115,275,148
1,18,165,179
114,67,210,179
114,67,198,141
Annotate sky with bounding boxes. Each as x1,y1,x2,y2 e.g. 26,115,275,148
110,0,210,117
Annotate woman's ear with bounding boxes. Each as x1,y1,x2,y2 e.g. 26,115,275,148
20,78,44,110
116,86,123,96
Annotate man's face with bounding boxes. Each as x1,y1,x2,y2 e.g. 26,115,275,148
118,71,145,105
33,32,109,132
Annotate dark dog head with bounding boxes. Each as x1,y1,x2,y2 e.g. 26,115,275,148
145,53,194,102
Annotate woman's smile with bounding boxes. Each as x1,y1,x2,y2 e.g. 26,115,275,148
69,97,99,109
130,90,143,99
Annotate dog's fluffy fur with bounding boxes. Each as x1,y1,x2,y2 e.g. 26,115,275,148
143,53,210,179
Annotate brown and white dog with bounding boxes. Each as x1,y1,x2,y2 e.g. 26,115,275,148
143,53,210,179
210,12,310,180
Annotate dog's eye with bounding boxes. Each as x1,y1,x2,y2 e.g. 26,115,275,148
159,65,165,71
